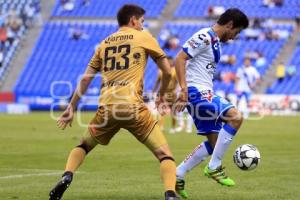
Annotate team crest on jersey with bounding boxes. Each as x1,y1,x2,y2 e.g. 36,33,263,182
133,52,141,59
198,33,210,45
187,39,200,49
200,90,213,102
133,52,141,65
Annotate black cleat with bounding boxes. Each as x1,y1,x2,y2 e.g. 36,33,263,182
49,171,73,200
165,190,181,200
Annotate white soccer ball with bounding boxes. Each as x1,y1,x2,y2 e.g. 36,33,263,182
233,144,261,170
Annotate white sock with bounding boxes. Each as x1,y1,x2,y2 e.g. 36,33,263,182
177,141,213,179
177,112,184,127
208,124,237,169
186,114,193,130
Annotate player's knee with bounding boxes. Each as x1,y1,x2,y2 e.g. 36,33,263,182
76,141,94,154
153,146,174,162
227,109,243,130
159,156,175,163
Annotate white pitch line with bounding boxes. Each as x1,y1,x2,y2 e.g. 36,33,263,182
0,172,62,180
0,168,63,172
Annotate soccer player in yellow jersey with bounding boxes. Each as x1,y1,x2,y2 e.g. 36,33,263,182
153,56,178,133
49,4,180,200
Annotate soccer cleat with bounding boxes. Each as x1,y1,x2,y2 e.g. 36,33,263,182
169,128,176,134
165,190,181,200
175,126,183,132
175,179,188,199
185,128,192,134
204,165,235,186
49,171,73,200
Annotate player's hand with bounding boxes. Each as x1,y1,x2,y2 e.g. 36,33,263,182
57,105,74,130
155,94,168,116
175,88,188,112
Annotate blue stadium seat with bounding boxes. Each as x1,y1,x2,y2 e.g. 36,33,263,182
269,45,300,94
175,0,300,19
51,0,167,18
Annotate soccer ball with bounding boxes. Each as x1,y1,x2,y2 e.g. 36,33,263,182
233,144,261,170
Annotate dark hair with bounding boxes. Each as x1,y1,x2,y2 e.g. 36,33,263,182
217,8,249,29
117,4,146,26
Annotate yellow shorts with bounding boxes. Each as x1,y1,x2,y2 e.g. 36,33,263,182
88,104,158,145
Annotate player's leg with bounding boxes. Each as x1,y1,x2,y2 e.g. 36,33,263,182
176,137,214,180
160,115,165,132
144,125,180,200
176,137,214,198
175,133,217,198
49,132,98,200
185,113,193,133
169,111,177,134
175,111,184,132
175,87,218,198
49,105,119,200
171,115,177,130
126,105,179,199
205,107,243,186
243,92,251,119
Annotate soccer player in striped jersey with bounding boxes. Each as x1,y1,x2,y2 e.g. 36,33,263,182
174,8,249,199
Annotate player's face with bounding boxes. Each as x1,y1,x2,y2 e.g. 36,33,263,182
132,15,145,31
221,27,243,42
244,58,251,66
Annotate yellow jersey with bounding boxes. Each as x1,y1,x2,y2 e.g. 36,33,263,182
88,27,166,105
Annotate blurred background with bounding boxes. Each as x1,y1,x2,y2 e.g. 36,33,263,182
0,1,300,200
0,0,299,115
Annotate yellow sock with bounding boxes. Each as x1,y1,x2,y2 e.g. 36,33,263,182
65,147,86,172
160,159,176,191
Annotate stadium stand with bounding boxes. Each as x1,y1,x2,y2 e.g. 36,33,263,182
175,0,300,19
268,44,300,94
0,0,40,82
51,0,167,18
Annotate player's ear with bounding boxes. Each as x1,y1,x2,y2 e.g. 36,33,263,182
226,21,234,29
128,16,135,26
130,16,137,26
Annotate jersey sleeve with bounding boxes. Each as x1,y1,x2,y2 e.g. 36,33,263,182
142,31,166,62
88,45,102,71
182,31,209,58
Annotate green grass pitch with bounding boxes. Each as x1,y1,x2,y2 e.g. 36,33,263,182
0,112,299,200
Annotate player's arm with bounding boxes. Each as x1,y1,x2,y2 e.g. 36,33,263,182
152,71,161,93
156,57,172,97
155,57,171,115
142,31,172,114
69,66,98,109
174,31,206,112
57,66,98,130
175,50,189,93
174,50,190,112
57,48,101,130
